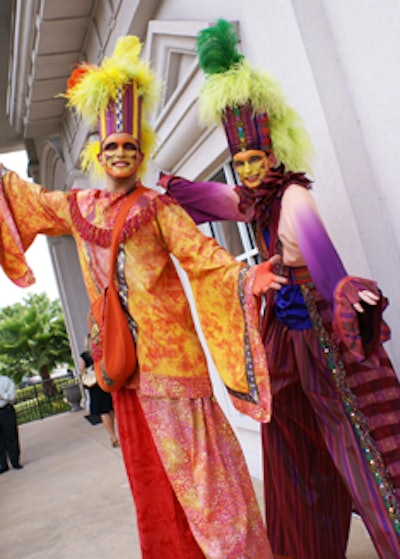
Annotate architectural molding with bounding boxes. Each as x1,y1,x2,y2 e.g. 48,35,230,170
146,19,236,176
9,0,96,140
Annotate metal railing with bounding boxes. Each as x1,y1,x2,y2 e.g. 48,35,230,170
15,377,80,425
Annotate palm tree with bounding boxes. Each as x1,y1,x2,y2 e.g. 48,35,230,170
0,293,73,388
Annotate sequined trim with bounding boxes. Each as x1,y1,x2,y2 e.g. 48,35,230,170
117,245,138,343
227,267,260,404
301,283,400,534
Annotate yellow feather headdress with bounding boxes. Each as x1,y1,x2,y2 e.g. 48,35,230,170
64,36,161,177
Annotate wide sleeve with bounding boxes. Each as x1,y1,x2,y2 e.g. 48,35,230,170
281,184,347,302
155,197,271,423
158,173,251,224
0,170,72,287
332,276,391,364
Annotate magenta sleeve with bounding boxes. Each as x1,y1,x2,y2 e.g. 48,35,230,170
289,194,347,303
158,173,250,224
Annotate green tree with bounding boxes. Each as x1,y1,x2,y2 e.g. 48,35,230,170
0,292,73,389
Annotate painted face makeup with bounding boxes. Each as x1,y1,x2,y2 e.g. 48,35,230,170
233,149,271,188
99,133,143,179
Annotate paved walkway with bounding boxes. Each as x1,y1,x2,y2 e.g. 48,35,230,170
0,410,378,558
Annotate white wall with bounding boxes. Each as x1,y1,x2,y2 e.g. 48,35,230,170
322,0,400,236
318,0,400,358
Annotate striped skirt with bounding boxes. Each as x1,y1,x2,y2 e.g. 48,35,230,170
262,284,400,559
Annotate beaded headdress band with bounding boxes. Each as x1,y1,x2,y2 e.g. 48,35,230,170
223,104,272,155
99,81,142,143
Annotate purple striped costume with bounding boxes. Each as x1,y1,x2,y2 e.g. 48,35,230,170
163,172,400,559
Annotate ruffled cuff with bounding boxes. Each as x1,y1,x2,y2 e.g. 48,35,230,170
333,276,390,363
157,171,175,191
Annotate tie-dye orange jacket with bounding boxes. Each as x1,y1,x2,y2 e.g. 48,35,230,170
0,170,271,422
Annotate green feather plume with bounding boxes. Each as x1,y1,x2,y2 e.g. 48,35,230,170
196,19,243,75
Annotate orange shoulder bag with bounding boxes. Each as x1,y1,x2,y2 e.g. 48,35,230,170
88,186,145,392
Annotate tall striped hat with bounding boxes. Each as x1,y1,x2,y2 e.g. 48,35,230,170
63,36,161,176
99,81,142,143
222,103,271,155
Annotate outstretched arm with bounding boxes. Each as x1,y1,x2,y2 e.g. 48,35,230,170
281,184,379,314
0,169,71,287
158,173,251,224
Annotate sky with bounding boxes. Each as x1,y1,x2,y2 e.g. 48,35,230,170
0,150,60,308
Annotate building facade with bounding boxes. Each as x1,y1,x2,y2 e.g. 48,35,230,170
4,0,400,477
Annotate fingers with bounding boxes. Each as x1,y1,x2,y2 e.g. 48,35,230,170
353,290,380,312
267,282,284,291
359,290,379,305
272,275,288,289
268,254,282,266
261,254,282,272
257,275,288,296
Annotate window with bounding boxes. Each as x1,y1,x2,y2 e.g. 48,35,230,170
199,163,261,265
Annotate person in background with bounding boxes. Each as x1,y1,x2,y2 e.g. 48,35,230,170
79,336,119,448
0,374,23,473
161,19,400,559
0,35,287,558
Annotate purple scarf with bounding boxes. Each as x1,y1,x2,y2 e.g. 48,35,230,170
235,164,312,231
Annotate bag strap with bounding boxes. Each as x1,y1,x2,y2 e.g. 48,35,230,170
108,184,146,283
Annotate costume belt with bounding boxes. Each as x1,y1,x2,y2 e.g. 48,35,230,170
287,266,312,285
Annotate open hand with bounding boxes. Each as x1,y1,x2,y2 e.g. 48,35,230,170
253,255,288,297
